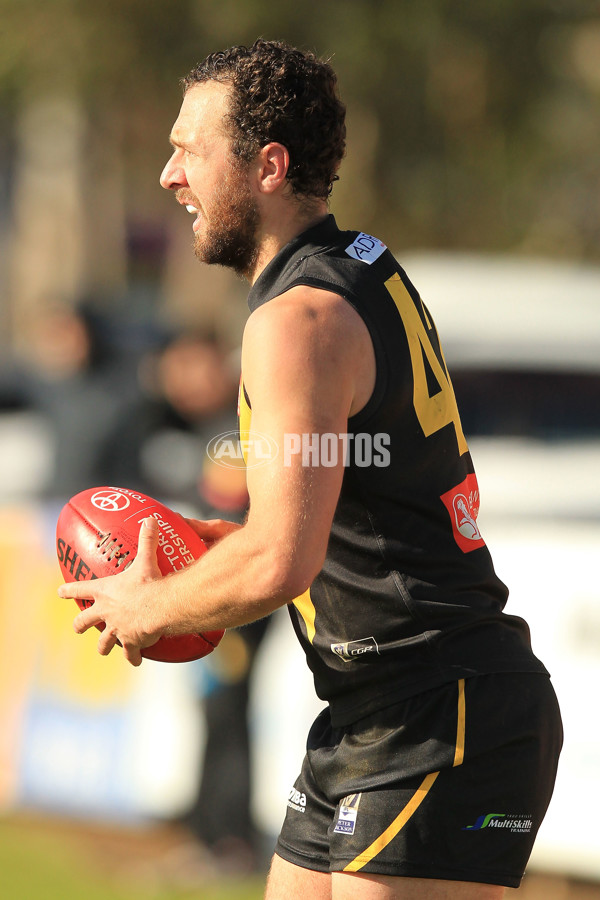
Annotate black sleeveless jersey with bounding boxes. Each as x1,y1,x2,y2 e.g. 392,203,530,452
241,215,547,726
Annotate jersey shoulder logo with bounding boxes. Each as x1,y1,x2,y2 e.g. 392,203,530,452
440,473,486,553
345,233,387,265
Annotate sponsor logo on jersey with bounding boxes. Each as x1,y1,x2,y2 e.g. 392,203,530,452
334,793,362,835
463,813,533,834
440,473,486,553
331,636,380,662
345,233,387,265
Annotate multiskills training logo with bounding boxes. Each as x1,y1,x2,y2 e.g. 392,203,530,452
463,813,533,834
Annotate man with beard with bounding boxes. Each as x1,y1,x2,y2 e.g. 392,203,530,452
60,40,562,900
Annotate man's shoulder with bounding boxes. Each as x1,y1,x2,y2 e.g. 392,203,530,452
242,283,373,385
245,283,356,333
293,220,390,269
249,215,398,310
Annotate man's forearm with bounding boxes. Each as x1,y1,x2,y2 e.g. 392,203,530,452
157,522,309,636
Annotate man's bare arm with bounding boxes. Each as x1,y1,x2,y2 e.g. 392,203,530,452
58,286,375,664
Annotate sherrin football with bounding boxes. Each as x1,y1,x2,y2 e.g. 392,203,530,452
56,486,224,662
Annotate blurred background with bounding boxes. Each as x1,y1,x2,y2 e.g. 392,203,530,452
1,1,599,898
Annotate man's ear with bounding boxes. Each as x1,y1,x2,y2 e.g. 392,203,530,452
255,142,290,194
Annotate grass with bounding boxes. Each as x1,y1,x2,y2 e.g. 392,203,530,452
2,812,599,899
0,813,265,900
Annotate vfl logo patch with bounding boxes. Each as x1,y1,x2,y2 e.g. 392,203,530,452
334,793,362,835
331,636,379,662
440,473,486,554
345,233,387,265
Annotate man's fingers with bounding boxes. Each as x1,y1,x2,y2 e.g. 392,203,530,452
74,606,104,634
97,629,119,656
122,644,143,667
58,581,97,602
185,517,241,543
59,521,159,665
134,517,161,575
138,515,159,543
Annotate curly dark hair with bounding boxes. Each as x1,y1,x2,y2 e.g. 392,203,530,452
182,40,346,201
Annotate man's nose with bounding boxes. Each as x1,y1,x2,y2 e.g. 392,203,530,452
160,152,187,190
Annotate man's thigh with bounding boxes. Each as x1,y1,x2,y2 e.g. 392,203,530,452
265,855,505,900
332,872,505,899
265,853,331,900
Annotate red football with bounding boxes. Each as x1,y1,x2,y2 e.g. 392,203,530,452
56,486,224,663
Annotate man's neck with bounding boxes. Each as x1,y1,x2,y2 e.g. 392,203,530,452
247,202,329,285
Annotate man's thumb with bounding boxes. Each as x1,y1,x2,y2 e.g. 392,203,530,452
137,517,160,569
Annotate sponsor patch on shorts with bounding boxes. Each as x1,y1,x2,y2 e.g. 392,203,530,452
463,813,533,834
287,788,307,813
334,793,362,835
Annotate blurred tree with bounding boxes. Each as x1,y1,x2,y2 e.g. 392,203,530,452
0,0,598,347
0,0,217,343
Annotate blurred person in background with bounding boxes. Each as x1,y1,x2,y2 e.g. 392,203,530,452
106,331,246,508
61,40,562,900
178,613,271,875
142,335,269,872
0,302,139,500
0,308,267,872
109,331,268,873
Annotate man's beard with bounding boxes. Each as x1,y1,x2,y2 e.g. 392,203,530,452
190,164,260,277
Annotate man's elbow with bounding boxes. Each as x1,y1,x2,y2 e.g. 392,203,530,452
260,546,325,606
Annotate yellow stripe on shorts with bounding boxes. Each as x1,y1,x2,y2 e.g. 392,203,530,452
453,678,466,767
343,771,440,873
343,678,467,873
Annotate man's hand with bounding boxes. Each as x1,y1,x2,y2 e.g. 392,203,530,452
184,517,242,549
57,517,165,667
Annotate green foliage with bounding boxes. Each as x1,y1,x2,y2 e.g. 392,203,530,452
1,0,599,258
0,815,264,900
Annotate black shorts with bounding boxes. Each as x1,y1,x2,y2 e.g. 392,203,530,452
276,673,562,888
